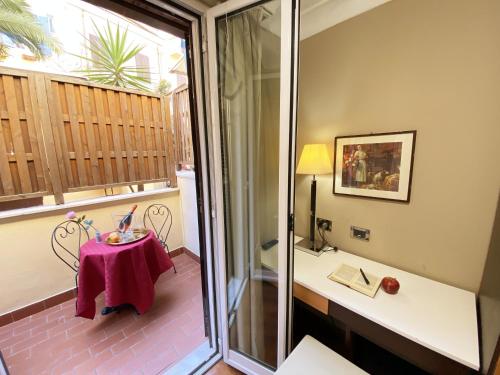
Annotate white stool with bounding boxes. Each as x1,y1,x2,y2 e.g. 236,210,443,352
275,335,368,375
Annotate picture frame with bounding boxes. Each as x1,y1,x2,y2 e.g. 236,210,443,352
333,131,416,202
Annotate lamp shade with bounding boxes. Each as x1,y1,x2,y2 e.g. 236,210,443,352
296,144,332,175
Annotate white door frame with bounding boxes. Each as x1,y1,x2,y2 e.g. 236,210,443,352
141,0,223,372
285,1,300,356
206,0,299,373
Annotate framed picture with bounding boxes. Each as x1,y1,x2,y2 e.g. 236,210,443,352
333,131,416,202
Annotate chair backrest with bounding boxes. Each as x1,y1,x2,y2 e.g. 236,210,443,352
51,220,89,272
143,204,173,247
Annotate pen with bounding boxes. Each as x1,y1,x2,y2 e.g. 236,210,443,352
360,268,370,285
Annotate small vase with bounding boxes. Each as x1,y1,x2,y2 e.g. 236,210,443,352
95,231,103,243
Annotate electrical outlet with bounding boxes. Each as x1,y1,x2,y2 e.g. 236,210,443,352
316,218,332,231
351,226,370,241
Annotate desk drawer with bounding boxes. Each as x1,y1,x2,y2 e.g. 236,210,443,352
293,282,328,315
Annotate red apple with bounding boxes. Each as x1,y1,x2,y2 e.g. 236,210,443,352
382,277,400,294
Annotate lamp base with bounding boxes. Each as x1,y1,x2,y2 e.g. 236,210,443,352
296,238,323,253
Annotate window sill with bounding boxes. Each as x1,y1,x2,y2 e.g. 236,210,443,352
0,188,179,223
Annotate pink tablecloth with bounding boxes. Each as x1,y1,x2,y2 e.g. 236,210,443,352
76,230,174,319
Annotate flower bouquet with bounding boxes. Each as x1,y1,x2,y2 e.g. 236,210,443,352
66,211,103,243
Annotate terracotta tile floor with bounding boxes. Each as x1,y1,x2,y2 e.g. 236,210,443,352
0,254,206,375
206,361,243,375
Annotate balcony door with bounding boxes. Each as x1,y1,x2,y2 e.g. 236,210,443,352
207,0,299,373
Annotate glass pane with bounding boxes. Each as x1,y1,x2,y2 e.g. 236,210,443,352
216,0,281,369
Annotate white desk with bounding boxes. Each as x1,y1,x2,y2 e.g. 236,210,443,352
259,239,480,372
294,248,480,372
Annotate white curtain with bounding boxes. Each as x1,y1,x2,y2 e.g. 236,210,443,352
217,8,266,361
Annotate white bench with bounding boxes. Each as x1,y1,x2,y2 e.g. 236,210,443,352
275,336,367,375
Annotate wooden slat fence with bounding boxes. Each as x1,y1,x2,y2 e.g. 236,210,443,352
0,67,177,204
0,69,52,201
171,85,194,166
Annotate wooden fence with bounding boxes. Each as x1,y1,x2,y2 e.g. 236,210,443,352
0,67,177,204
171,84,194,166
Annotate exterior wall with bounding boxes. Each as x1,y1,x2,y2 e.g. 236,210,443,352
177,171,200,257
0,190,184,315
0,0,185,90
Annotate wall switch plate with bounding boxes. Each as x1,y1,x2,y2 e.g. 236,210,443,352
316,218,332,231
351,226,370,241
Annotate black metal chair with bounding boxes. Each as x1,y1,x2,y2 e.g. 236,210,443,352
51,220,89,294
143,203,176,273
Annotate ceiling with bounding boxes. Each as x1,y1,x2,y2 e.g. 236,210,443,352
198,0,391,40
197,0,221,6
299,0,391,39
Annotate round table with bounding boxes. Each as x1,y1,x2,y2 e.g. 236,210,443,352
76,230,174,319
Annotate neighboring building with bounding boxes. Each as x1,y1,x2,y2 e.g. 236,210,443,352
0,0,186,91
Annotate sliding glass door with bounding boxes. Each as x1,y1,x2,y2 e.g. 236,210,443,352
207,0,299,373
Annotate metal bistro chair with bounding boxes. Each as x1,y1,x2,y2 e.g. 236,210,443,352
51,220,89,301
143,203,176,273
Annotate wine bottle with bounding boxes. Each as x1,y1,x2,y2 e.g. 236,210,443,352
119,204,137,233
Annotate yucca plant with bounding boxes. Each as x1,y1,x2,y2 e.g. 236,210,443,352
0,0,61,60
75,21,151,91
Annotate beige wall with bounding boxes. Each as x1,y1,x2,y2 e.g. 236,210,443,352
259,30,280,255
296,0,500,292
0,191,183,315
259,77,280,245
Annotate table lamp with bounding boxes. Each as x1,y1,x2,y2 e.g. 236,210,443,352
296,144,332,251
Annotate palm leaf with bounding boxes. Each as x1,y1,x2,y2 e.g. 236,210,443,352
72,20,151,91
0,0,26,13
0,0,61,58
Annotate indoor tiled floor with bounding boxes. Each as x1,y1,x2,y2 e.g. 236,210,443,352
0,253,206,375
